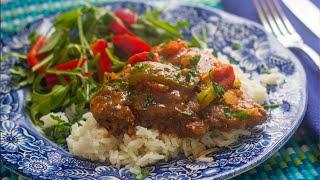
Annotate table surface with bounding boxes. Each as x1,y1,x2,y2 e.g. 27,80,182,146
0,0,319,179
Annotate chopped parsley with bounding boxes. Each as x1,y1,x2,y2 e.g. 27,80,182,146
128,90,139,101
261,68,271,74
132,63,150,73
190,55,201,66
147,52,155,60
43,115,71,145
135,167,150,180
186,67,198,83
212,82,225,97
223,107,249,121
231,42,241,50
263,103,280,109
141,94,154,110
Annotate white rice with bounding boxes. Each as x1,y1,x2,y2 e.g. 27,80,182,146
66,112,249,174
61,51,275,174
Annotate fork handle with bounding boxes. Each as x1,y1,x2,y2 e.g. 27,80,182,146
292,44,320,69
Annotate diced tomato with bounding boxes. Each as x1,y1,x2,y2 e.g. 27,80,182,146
112,34,151,56
114,8,137,26
160,40,187,57
108,21,135,36
212,64,235,89
128,51,159,65
27,35,47,73
90,39,113,81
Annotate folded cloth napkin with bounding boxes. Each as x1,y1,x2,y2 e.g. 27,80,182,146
222,0,320,142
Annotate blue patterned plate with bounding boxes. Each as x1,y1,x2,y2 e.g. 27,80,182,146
0,1,307,179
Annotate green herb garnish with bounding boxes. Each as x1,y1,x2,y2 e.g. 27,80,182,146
223,107,249,121
43,115,71,145
231,42,241,50
132,63,150,73
135,167,150,180
188,31,207,49
212,82,225,97
141,94,154,110
263,103,280,109
190,55,201,66
261,68,271,74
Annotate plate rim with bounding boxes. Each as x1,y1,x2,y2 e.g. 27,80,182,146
1,1,308,179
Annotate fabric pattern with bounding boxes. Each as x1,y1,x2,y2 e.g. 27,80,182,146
0,0,319,179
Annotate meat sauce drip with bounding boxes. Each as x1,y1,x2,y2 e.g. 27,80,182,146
90,40,267,138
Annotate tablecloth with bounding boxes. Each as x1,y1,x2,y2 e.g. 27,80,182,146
0,0,319,179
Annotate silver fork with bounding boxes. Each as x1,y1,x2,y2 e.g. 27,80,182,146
254,0,320,69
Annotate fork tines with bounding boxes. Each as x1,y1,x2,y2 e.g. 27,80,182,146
253,0,296,36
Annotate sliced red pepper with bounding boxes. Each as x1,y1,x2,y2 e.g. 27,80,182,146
112,34,151,56
45,59,87,89
90,39,113,82
211,63,235,89
114,9,137,26
27,35,47,73
108,21,135,36
128,51,159,65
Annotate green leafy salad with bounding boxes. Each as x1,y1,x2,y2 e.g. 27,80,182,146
3,4,206,145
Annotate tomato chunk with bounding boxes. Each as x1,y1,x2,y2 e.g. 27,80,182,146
114,9,137,26
128,52,159,65
112,34,151,56
212,64,235,89
160,40,187,57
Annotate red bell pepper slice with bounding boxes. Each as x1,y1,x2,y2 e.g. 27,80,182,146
90,39,113,82
112,34,151,56
27,35,47,73
45,59,87,89
114,9,137,26
128,51,159,65
108,20,135,36
212,64,235,89
54,59,86,70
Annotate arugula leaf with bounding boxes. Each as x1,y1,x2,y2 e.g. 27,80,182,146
54,8,82,29
39,30,64,54
132,10,185,45
144,10,182,38
43,115,71,145
29,84,70,125
188,33,207,49
1,52,27,61
106,49,126,72
10,67,35,88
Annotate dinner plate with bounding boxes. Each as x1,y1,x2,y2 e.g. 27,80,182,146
0,1,307,179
